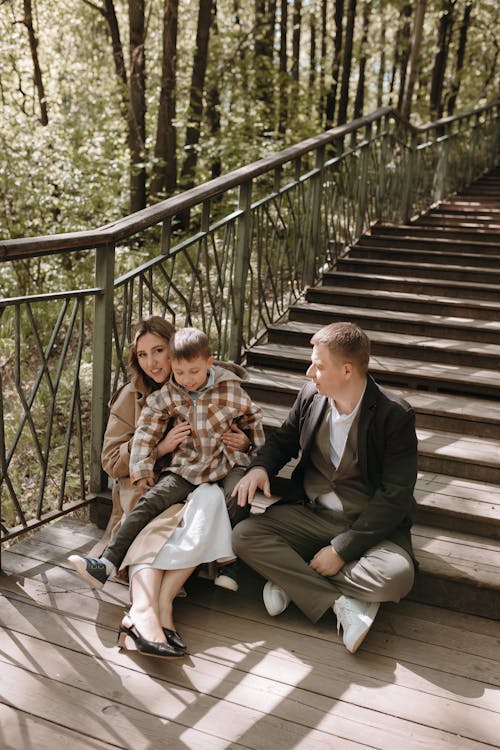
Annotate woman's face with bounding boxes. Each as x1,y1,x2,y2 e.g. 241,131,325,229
135,332,171,384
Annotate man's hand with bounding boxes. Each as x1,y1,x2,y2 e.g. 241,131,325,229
231,467,270,507
135,477,155,495
309,546,345,576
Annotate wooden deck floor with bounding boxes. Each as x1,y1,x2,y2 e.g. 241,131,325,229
1,517,500,750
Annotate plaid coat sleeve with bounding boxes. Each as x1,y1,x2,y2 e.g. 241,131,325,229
129,389,171,483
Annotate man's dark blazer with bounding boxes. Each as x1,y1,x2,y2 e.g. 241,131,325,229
250,375,418,565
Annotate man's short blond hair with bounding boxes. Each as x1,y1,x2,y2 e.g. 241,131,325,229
169,327,210,361
310,322,370,373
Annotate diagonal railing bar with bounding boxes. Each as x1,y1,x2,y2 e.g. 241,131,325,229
1,102,498,552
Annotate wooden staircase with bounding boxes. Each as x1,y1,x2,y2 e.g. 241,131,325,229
242,167,500,620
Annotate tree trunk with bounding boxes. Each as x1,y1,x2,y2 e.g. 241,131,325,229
389,3,411,109
400,0,426,121
447,1,471,116
22,0,48,125
179,0,214,196
254,0,277,131
150,0,179,199
128,0,147,212
325,0,344,127
291,0,302,84
278,0,288,133
353,0,371,119
206,0,221,178
318,0,327,123
430,0,455,119
309,11,316,108
377,13,386,108
337,0,356,126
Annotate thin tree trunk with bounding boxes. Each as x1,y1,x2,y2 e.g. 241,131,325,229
318,0,327,123
353,0,371,119
150,0,178,199
291,0,302,83
377,13,386,108
400,0,427,121
180,0,214,194
430,0,455,119
278,0,288,133
206,0,221,178
309,11,316,108
325,0,344,127
337,0,356,126
22,0,48,125
390,3,411,109
128,0,146,212
447,1,471,115
254,0,276,131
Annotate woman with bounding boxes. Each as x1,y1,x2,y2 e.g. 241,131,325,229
100,316,250,658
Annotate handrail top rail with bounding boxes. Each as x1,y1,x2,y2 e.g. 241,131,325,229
1,101,498,261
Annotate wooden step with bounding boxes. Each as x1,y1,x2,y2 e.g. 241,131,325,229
321,271,500,303
372,223,500,242
416,427,500,484
245,342,500,398
410,524,500,619
306,284,500,320
351,242,500,267
267,320,500,369
414,472,500,539
360,231,500,256
337,257,500,285
243,367,500,439
289,300,500,344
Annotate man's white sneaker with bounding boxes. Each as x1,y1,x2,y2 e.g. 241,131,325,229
263,580,291,617
333,595,380,653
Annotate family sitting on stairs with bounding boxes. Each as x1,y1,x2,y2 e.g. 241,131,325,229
69,319,418,657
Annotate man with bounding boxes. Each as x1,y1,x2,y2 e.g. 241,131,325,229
232,322,417,653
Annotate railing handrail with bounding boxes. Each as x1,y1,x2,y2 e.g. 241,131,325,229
2,101,498,262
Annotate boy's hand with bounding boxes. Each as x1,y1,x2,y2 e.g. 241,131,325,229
222,423,250,452
136,477,155,494
157,422,191,456
232,467,270,507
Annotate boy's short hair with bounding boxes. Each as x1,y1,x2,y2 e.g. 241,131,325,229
169,327,210,361
311,322,370,374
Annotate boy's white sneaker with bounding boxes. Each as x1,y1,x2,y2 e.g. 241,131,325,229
263,580,290,616
333,595,380,653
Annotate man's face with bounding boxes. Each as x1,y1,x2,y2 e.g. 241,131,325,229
171,354,215,392
306,343,351,397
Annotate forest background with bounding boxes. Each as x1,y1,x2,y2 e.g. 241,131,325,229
1,0,499,298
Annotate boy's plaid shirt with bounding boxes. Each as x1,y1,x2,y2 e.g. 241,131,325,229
129,366,265,485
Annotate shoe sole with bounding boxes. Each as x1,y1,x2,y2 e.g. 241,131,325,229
68,555,105,590
214,575,239,592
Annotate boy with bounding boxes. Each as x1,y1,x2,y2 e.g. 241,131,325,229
69,327,265,591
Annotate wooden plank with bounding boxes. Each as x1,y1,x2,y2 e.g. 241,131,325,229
0,593,498,750
0,705,118,750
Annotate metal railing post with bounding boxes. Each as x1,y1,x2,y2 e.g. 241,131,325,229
402,130,417,223
90,243,115,495
303,145,325,287
229,180,252,363
355,122,372,237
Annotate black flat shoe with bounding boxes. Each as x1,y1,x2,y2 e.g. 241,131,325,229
162,627,186,651
118,619,184,658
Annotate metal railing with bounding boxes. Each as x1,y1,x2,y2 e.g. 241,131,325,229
1,102,499,552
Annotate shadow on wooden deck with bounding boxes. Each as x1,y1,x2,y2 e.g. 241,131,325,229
1,517,499,749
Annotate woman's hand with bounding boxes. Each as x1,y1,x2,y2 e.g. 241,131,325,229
157,422,191,457
222,423,250,452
